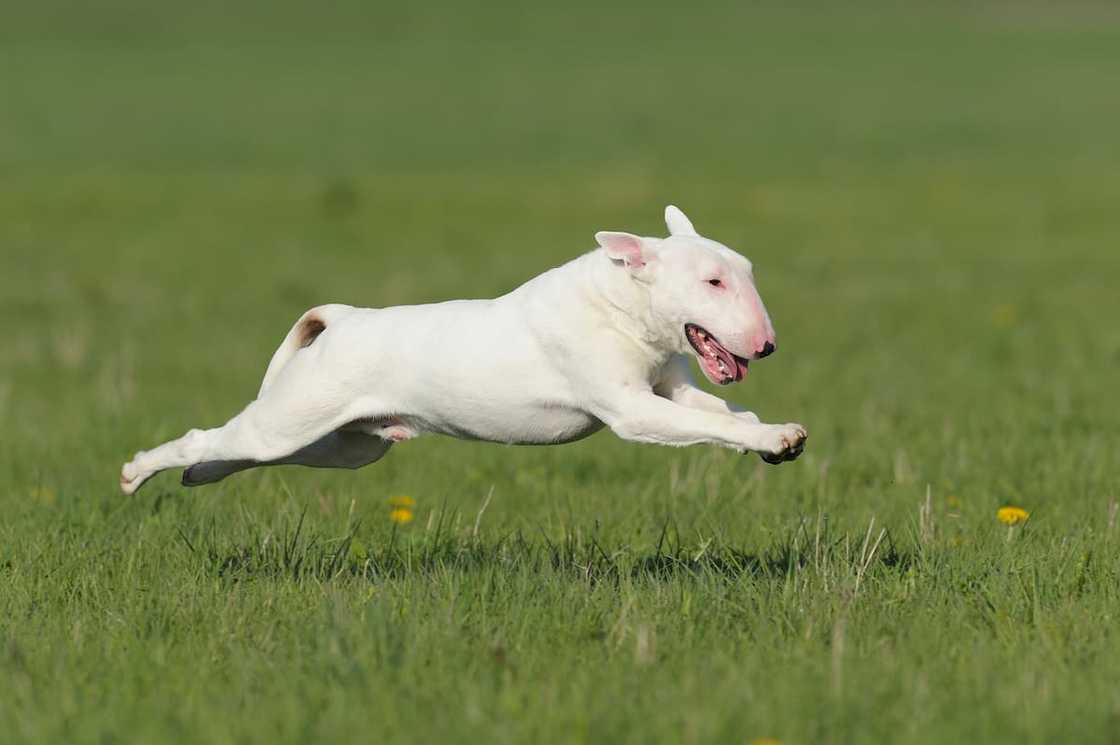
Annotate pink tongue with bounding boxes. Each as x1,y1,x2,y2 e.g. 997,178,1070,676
711,343,739,381
713,346,734,372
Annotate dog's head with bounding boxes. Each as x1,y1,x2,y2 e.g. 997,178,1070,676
595,206,776,385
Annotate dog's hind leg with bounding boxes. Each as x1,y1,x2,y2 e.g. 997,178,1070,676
120,404,333,495
177,458,256,486
120,344,388,494
181,429,394,486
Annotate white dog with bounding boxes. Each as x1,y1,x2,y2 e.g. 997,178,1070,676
120,206,806,495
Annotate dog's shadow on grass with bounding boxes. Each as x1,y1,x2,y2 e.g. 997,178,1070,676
178,515,912,586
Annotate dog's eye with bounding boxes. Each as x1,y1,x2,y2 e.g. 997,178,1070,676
707,278,723,288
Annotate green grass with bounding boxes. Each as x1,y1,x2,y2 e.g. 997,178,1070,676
3,1,1120,743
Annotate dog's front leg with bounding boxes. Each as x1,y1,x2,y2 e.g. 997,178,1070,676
596,391,805,461
654,355,760,423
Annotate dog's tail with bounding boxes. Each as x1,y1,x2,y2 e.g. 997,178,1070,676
257,304,352,398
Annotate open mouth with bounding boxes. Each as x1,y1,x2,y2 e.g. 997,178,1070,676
685,324,750,385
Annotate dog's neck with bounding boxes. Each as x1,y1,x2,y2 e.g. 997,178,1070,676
584,251,678,366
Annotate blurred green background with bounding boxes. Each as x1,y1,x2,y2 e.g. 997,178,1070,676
2,2,1119,744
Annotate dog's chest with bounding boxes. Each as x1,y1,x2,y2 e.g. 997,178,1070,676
527,406,605,445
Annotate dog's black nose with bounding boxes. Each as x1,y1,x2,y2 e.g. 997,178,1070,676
758,341,775,359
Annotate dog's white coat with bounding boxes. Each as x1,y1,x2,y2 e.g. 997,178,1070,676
121,206,806,494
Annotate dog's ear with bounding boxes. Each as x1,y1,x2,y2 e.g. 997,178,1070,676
595,231,653,270
664,205,698,237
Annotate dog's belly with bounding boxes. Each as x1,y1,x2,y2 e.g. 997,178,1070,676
420,403,605,446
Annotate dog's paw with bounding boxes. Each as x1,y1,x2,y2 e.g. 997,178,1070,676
120,454,148,495
757,423,807,465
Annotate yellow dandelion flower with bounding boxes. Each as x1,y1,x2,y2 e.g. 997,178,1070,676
388,495,416,509
749,739,783,745
946,494,961,509
997,506,1029,526
389,507,414,525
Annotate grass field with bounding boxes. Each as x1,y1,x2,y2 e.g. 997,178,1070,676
3,2,1120,743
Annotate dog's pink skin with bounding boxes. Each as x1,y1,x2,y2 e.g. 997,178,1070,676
729,281,775,358
596,231,647,269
